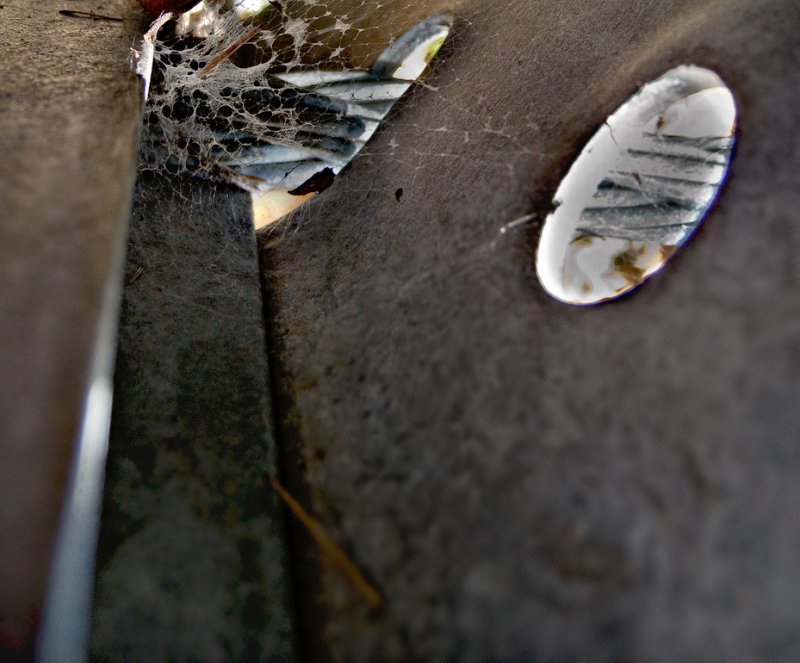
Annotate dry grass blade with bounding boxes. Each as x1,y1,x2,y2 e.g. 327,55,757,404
268,476,384,609
198,23,265,80
127,266,145,285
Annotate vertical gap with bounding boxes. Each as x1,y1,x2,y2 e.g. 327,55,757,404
256,229,333,663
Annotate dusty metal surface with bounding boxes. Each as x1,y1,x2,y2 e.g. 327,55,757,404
0,2,142,658
90,174,296,663
259,0,800,660
2,0,796,660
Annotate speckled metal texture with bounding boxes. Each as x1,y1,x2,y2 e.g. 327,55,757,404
259,1,800,660
91,175,296,663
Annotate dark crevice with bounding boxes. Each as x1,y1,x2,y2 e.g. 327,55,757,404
256,229,332,663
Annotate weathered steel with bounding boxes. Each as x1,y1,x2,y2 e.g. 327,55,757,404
259,0,800,660
90,174,296,662
0,2,142,659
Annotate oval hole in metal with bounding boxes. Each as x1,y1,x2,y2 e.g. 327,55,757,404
536,65,736,305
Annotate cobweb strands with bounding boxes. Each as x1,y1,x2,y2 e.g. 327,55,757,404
137,0,453,225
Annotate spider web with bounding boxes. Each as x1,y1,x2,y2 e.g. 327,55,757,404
136,0,532,229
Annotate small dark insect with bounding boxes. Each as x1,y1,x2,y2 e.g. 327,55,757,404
59,9,123,22
395,187,403,202
288,167,336,196
268,0,285,13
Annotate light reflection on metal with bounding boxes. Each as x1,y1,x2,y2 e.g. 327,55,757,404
36,188,129,662
536,66,736,305
36,378,114,663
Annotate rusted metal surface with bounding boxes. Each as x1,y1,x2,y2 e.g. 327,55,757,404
0,2,142,659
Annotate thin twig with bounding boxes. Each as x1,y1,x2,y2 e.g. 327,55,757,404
59,9,123,22
499,212,538,234
198,23,265,80
268,476,384,609
127,266,145,285
144,12,174,44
